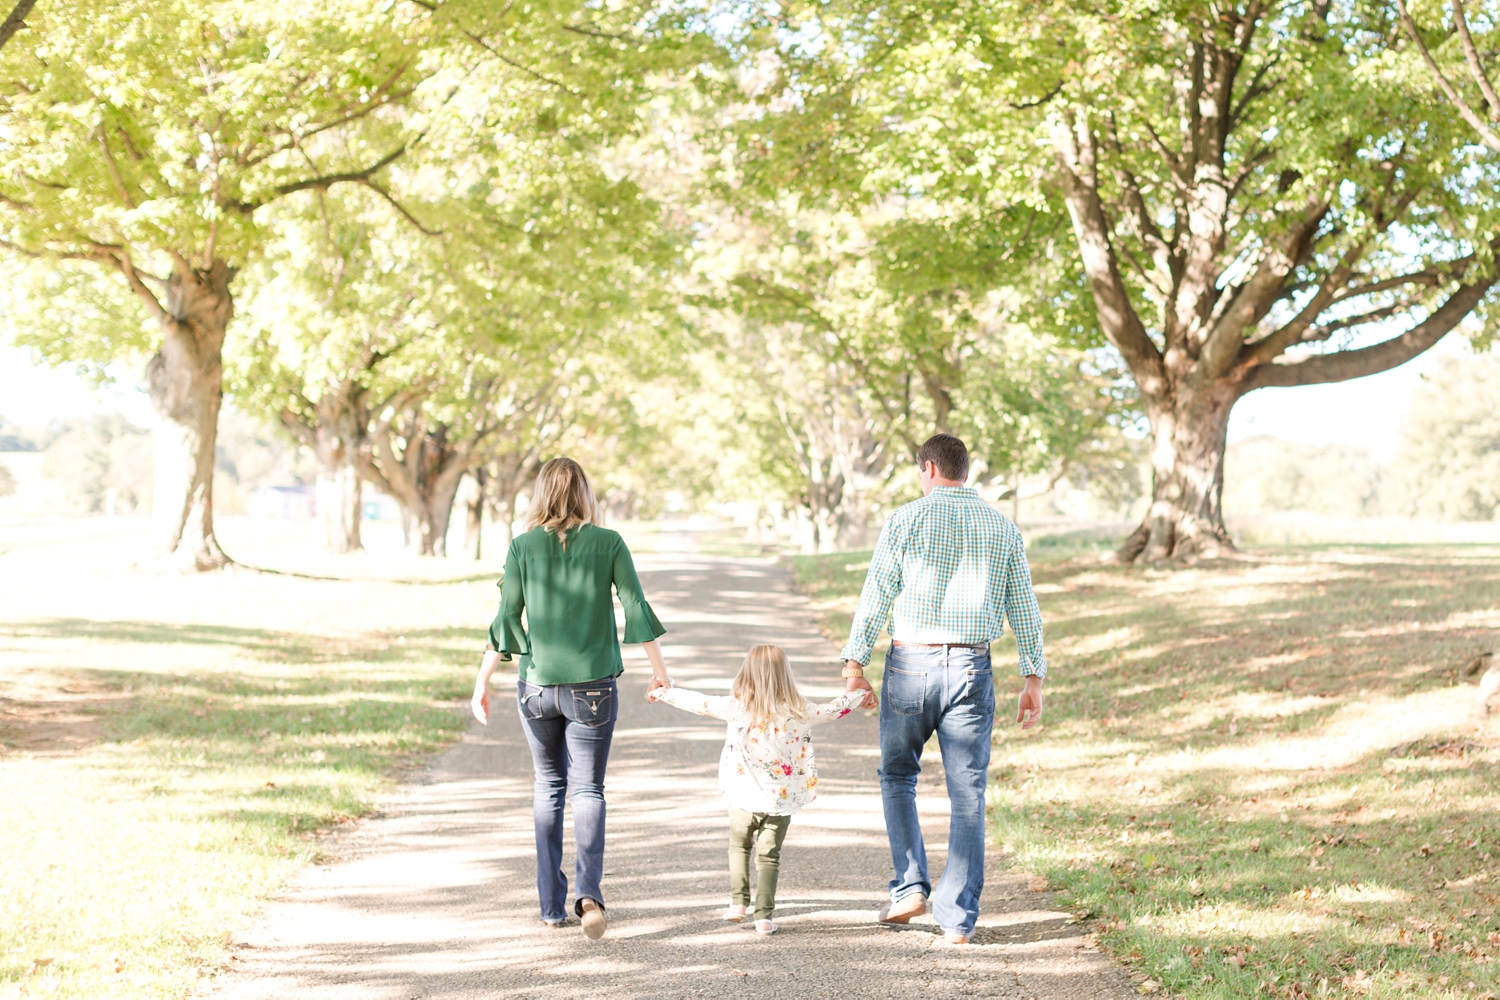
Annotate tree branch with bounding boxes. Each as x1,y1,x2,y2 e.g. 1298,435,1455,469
233,144,409,212
359,179,443,236
1009,79,1064,110
1297,299,1419,343
1450,0,1500,122
1333,264,1450,302
0,0,37,54
1198,193,1330,379
1242,272,1497,390
1396,0,1500,154
96,125,138,210
1052,112,1166,397
457,27,580,94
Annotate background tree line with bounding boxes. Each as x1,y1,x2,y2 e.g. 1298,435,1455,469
2,0,1498,566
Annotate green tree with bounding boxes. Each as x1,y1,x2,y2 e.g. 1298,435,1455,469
0,0,426,568
1394,0,1500,154
735,0,1500,562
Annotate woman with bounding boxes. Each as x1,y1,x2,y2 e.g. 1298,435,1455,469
471,457,668,940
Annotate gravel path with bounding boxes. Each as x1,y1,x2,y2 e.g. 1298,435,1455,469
207,554,1137,999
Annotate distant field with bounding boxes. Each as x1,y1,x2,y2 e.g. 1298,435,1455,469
792,543,1500,1000
0,517,500,999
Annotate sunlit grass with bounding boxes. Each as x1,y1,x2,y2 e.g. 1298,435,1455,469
0,521,493,999
792,543,1500,999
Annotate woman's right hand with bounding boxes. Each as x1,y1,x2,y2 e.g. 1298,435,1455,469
471,688,490,725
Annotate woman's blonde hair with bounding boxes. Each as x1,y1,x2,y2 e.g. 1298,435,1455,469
525,457,600,549
732,645,808,724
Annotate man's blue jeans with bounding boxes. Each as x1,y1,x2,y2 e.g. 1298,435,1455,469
878,644,994,936
517,677,618,924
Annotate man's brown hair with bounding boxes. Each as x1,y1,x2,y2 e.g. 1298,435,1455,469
916,433,970,482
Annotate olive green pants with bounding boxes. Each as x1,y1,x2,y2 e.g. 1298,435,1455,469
727,808,792,921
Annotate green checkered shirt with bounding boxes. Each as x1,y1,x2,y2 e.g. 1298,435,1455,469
840,486,1047,677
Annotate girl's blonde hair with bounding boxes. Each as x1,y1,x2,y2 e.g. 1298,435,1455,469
732,645,808,724
525,457,600,550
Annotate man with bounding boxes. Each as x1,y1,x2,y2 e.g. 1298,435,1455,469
841,433,1046,944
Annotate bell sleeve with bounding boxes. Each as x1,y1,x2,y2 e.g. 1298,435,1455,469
488,539,530,657
612,537,666,644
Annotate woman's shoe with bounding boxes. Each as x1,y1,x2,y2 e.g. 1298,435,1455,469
723,904,748,922
876,892,928,924
579,898,607,940
755,919,778,935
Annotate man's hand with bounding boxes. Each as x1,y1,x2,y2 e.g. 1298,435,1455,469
1016,675,1044,729
471,687,490,726
845,661,878,709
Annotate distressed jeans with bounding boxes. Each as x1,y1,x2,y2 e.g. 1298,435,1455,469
878,644,994,937
517,677,618,923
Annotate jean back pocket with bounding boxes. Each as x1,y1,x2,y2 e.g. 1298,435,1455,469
571,685,616,728
885,665,926,716
517,681,546,720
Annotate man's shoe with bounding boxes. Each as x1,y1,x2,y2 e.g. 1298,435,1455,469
876,893,928,924
943,929,972,945
579,898,607,940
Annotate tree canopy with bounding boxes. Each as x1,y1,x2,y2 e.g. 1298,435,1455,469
3,0,1497,562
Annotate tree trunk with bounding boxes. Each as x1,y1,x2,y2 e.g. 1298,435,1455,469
363,416,470,557
1118,389,1236,564
144,259,234,571
314,411,363,555
465,467,488,561
401,471,463,556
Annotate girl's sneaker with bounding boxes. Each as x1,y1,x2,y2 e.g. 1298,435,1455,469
755,919,778,935
723,904,747,922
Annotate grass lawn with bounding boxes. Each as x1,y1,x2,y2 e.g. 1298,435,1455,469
792,542,1500,1000
0,517,503,999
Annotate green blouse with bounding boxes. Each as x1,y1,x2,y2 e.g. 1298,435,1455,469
489,524,666,686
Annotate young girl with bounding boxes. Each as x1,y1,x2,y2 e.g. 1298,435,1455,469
648,644,863,935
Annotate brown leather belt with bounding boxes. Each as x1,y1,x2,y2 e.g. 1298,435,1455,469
893,640,987,649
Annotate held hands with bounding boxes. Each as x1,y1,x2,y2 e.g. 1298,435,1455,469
646,674,672,703
1017,675,1044,730
844,661,878,709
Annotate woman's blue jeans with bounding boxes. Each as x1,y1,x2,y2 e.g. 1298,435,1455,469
517,677,618,923
877,644,995,937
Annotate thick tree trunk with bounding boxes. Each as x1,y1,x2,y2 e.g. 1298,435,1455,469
314,419,363,555
400,473,463,556
364,417,469,557
1118,390,1236,564
144,260,234,571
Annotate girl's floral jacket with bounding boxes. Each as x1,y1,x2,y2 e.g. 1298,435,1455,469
653,685,864,815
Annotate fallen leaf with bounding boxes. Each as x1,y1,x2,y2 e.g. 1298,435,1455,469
729,969,749,977
1028,876,1048,892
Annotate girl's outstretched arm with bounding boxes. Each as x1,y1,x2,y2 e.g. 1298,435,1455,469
651,685,734,720
807,688,867,724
